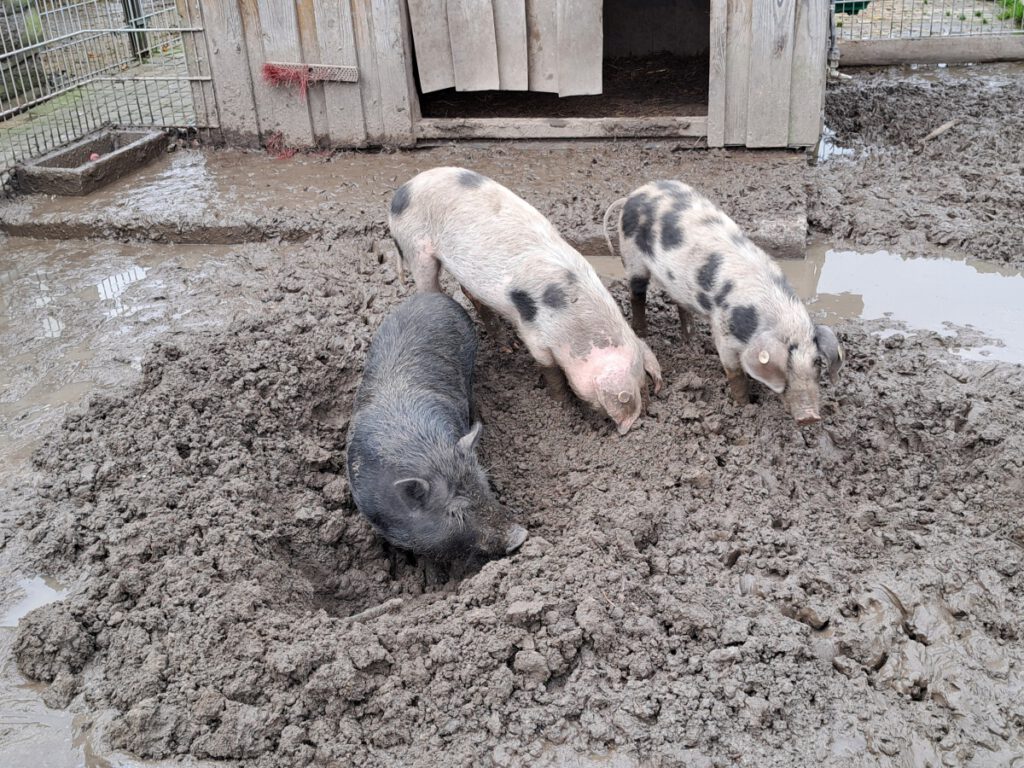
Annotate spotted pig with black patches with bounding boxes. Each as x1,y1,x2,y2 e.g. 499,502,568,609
388,166,662,435
604,180,844,426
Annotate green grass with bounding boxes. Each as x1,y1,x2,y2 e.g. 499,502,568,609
997,0,1024,26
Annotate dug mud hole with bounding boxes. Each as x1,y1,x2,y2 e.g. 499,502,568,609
2,65,1023,767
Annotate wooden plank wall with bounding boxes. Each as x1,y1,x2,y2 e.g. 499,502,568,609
219,0,415,147
716,0,827,147
194,0,827,149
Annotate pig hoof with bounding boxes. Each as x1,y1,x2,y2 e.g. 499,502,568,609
505,525,528,553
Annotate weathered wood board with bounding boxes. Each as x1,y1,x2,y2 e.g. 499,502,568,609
787,0,827,146
706,0,727,147
723,0,752,145
447,0,500,90
416,116,708,139
294,0,329,144
372,0,416,139
407,0,456,93
312,0,367,144
175,0,220,133
525,0,558,93
745,0,796,148
556,0,602,96
492,0,528,90
245,0,313,145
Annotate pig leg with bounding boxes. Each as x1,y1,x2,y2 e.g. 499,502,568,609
462,287,506,343
621,246,651,336
409,239,443,294
522,337,571,403
716,338,750,404
540,366,571,403
677,305,693,341
725,367,750,404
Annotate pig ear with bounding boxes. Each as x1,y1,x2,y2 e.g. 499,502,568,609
740,333,788,394
814,324,845,383
394,477,430,505
456,421,483,455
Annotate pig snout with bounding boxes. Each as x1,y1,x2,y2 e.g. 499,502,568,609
786,385,822,427
794,410,821,427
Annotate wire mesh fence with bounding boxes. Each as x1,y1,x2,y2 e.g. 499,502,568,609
833,0,1024,41
0,0,214,188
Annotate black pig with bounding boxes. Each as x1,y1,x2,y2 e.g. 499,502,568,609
346,294,527,559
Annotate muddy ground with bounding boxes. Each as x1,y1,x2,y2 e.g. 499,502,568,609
2,64,1023,767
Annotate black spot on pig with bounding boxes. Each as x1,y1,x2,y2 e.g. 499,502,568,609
696,252,722,291
542,283,568,309
661,212,684,251
714,279,733,307
773,273,798,299
510,289,538,322
666,269,675,282
622,194,656,257
564,270,578,285
656,181,692,208
629,275,649,298
697,293,713,312
730,305,759,343
390,183,411,217
457,169,486,189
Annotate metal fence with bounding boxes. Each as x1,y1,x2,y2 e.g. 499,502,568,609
0,0,213,188
834,0,1023,40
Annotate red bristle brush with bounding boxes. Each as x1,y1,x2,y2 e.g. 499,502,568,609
262,62,359,101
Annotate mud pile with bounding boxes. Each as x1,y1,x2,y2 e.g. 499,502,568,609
10,240,1024,766
814,65,1024,267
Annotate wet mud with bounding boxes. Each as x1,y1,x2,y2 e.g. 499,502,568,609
7,238,1024,767
814,63,1024,267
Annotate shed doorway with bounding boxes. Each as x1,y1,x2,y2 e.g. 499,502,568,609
410,0,712,140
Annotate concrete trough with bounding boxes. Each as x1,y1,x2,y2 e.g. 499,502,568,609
15,129,168,196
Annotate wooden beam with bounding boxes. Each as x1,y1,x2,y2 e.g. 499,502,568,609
415,116,708,140
745,0,797,148
788,0,828,147
840,35,1024,67
706,0,727,147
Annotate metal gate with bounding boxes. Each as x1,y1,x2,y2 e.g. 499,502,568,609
0,0,215,188
833,0,1022,41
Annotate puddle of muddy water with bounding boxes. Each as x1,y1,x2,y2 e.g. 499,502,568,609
780,244,1024,365
0,576,68,628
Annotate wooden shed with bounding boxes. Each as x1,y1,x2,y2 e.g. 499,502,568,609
200,0,829,150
